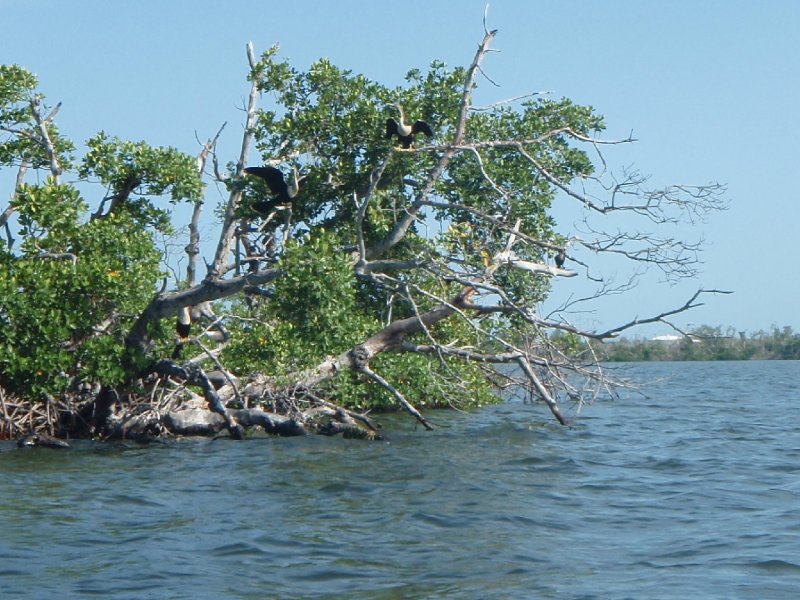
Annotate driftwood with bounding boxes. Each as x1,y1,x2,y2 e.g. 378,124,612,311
1,360,382,443
163,407,306,437
163,406,377,439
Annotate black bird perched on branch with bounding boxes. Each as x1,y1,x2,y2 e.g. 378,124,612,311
172,306,191,359
385,103,433,149
244,166,306,215
555,249,566,269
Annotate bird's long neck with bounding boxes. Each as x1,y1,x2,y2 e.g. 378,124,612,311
395,104,407,126
394,104,413,136
289,167,299,196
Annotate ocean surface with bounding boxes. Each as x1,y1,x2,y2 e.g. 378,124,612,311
1,361,799,599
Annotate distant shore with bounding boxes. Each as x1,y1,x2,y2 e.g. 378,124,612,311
593,325,800,362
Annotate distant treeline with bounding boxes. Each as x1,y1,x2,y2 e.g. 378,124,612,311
584,325,800,362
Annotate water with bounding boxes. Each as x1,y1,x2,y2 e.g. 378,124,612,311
1,361,799,599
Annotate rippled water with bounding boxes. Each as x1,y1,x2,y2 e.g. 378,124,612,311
1,361,799,599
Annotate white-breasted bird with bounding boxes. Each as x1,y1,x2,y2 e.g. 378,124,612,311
385,103,433,149
172,306,191,359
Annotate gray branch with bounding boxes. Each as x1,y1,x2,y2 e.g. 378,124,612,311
209,42,264,278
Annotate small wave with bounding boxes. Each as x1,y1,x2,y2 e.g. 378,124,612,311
297,567,372,583
211,541,270,558
106,493,165,508
411,511,472,529
748,559,800,573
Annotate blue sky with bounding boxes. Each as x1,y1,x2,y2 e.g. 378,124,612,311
2,0,798,338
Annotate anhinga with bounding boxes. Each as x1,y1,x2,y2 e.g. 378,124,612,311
555,249,566,269
172,306,191,359
385,103,433,148
244,166,306,215
17,432,70,449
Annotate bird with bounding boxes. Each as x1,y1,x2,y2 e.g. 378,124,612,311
244,166,306,215
172,306,191,359
554,249,566,269
17,432,70,449
385,103,433,149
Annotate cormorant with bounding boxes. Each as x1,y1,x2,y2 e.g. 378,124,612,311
385,103,433,149
244,166,306,215
555,249,566,269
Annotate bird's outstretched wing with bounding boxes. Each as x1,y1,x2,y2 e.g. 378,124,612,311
244,166,289,199
385,118,400,139
412,120,433,137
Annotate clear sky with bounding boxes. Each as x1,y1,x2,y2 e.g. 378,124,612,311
2,0,798,338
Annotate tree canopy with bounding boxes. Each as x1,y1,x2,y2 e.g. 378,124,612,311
0,28,726,441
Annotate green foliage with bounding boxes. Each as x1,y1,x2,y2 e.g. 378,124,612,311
0,65,37,102
13,179,86,241
80,132,204,203
0,198,161,397
248,53,465,229
270,232,367,353
223,230,375,374
243,52,603,329
0,65,75,170
0,66,185,399
221,229,498,410
331,351,497,412
79,132,203,231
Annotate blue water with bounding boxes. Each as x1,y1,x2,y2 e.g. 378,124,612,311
1,361,799,599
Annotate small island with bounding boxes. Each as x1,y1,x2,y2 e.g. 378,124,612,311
0,24,727,445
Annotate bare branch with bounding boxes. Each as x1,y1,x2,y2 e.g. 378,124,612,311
355,155,393,267
209,42,264,278
594,289,734,339
29,97,62,181
419,198,561,253
359,365,433,430
125,267,281,356
515,356,568,425
471,91,552,111
493,249,577,277
151,360,243,439
34,251,78,268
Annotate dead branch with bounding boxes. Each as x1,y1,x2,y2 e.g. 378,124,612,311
34,251,78,267
209,42,264,278
125,267,280,356
186,123,226,286
29,97,62,181
593,288,733,339
151,359,243,439
360,365,433,430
